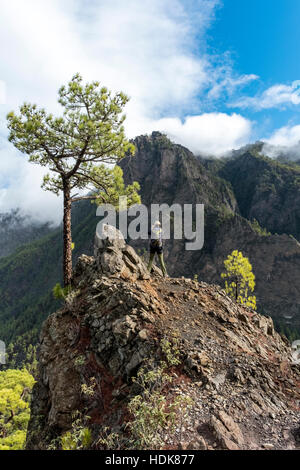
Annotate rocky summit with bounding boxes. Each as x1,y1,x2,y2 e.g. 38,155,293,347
3,134,300,361
26,230,300,450
120,133,300,332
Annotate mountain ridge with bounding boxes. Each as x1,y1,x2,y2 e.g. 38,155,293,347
120,132,300,334
2,133,300,359
25,231,300,450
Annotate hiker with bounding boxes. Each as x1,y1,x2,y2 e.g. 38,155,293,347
147,221,168,277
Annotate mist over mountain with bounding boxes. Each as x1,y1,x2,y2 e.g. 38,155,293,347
0,209,56,258
263,142,300,162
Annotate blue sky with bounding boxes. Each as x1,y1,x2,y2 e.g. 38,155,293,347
211,0,300,81
0,0,300,222
208,0,300,137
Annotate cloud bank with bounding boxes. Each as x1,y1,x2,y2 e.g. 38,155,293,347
0,0,255,223
127,113,252,156
263,124,300,160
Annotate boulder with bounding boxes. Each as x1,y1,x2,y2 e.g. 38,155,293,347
93,224,151,280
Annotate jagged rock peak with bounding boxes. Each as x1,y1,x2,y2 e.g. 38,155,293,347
73,224,161,284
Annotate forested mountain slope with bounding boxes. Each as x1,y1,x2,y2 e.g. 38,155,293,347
120,133,300,335
2,133,300,359
0,210,54,258
0,200,96,348
219,148,300,240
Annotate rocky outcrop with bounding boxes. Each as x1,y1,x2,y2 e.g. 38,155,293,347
93,224,151,281
120,132,300,332
219,149,300,241
3,134,300,362
26,235,300,450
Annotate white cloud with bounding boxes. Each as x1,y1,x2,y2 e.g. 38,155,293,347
0,0,219,115
0,163,63,226
207,70,258,100
262,124,300,160
265,124,300,147
0,0,255,223
0,117,62,224
231,80,300,110
126,112,253,156
161,113,252,156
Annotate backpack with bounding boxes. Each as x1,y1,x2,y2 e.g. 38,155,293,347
150,227,162,247
151,238,162,248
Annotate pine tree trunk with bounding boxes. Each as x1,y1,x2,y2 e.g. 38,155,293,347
63,180,72,287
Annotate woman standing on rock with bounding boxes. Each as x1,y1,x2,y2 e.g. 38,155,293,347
147,221,168,277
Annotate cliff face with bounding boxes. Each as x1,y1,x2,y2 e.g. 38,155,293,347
219,150,300,240
26,234,300,450
120,133,300,332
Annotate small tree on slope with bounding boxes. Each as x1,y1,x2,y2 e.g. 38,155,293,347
221,250,257,310
7,74,139,286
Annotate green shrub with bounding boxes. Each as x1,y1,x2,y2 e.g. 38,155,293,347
250,219,271,237
52,283,71,300
60,412,92,450
0,368,35,450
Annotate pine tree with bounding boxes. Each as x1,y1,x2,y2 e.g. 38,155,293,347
7,74,138,286
0,369,35,450
221,250,257,310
